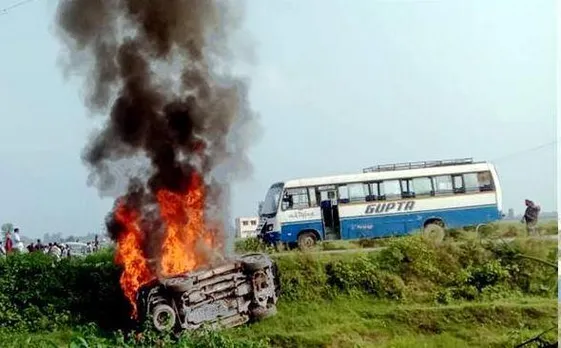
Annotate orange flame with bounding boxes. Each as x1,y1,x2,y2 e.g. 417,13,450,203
113,203,153,318
158,172,215,276
113,172,219,318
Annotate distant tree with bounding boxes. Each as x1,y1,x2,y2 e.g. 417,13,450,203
1,223,13,234
63,235,77,243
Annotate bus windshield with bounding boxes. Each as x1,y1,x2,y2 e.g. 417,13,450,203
261,183,283,216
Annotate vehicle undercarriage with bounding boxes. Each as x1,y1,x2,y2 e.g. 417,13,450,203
136,253,281,332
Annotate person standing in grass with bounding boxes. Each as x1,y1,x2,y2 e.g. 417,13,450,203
521,199,540,236
12,228,24,253
4,232,13,254
34,239,44,252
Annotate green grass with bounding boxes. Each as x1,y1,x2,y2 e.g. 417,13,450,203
4,296,556,347
458,220,559,240
0,233,556,347
234,220,558,255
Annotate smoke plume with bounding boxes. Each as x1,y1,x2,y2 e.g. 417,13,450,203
55,0,257,268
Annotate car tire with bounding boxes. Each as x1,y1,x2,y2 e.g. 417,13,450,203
241,253,271,272
152,304,177,332
422,223,445,244
251,304,277,320
297,232,316,250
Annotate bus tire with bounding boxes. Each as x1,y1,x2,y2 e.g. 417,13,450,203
297,232,317,250
422,223,445,244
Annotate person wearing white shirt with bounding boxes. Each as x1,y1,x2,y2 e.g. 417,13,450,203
13,228,25,253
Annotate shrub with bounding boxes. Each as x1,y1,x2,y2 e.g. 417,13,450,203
377,236,445,282
0,252,130,331
274,254,329,301
326,255,405,300
321,241,352,251
351,237,391,249
234,238,275,254
0,235,555,334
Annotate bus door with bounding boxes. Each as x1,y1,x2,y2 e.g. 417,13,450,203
318,186,341,240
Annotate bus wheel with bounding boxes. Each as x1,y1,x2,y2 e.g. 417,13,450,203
422,223,445,244
297,232,316,250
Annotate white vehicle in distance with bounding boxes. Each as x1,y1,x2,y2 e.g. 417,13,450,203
64,242,90,257
257,158,503,249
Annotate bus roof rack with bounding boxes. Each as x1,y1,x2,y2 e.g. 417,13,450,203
362,158,476,173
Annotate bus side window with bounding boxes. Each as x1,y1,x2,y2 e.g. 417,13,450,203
477,171,494,191
282,188,310,210
366,182,381,201
412,177,433,197
463,173,479,192
338,185,350,204
308,187,318,207
453,175,465,194
433,175,453,195
348,183,367,202
400,179,415,198
281,192,293,210
382,180,401,200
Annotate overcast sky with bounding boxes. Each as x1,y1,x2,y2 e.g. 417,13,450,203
0,0,557,238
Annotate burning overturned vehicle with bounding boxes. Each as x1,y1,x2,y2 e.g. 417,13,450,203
136,253,281,332
54,0,273,336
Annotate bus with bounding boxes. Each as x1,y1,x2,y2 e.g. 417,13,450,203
256,158,503,249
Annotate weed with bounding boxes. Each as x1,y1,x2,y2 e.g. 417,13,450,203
0,233,556,347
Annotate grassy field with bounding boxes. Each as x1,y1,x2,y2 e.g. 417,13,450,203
0,226,556,348
228,297,557,347
3,297,556,348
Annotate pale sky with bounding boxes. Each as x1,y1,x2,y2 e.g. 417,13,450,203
0,0,557,238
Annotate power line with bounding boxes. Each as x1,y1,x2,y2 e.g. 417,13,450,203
492,138,559,163
0,0,38,16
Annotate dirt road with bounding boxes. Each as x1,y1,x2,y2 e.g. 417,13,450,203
273,234,557,257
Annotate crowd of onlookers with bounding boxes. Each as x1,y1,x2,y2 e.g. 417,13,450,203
1,228,102,259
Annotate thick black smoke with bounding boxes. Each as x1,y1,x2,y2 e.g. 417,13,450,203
55,0,257,261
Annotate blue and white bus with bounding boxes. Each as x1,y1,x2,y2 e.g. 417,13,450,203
257,158,503,249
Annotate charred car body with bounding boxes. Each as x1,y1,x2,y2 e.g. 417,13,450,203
136,253,280,332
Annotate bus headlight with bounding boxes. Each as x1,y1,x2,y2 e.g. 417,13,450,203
266,224,274,232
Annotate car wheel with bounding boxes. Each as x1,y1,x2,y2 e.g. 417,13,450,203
241,253,271,272
152,304,177,332
297,232,316,250
422,223,445,244
251,304,277,320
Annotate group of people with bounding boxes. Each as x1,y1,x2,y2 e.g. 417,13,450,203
1,228,102,258
24,240,76,260
1,228,25,254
